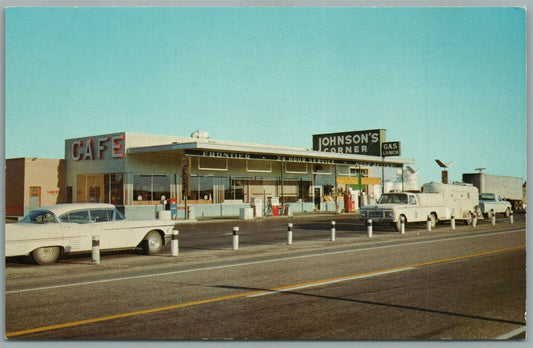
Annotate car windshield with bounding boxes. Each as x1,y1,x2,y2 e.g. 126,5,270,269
378,194,408,204
18,210,58,224
479,193,495,200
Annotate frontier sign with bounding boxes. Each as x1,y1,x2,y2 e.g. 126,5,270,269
313,129,385,156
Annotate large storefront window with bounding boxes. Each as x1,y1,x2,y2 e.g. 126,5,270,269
133,174,175,205
77,173,124,205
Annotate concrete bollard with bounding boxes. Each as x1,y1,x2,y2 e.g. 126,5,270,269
426,216,432,232
331,221,336,241
232,226,239,250
92,235,100,265
366,219,373,238
510,211,514,224
451,215,455,230
472,213,477,228
400,216,405,235
491,209,496,225
171,229,179,256
287,223,293,245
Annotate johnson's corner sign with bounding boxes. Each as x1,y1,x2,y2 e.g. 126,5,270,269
313,129,386,156
71,133,125,161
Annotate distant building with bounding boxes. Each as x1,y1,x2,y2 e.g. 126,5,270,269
6,131,415,219
5,158,65,216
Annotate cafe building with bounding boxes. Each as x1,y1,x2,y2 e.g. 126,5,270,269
62,129,414,219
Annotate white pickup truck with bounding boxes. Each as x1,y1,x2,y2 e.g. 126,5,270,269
478,193,512,218
359,182,480,231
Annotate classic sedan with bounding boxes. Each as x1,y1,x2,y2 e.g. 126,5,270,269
5,203,177,264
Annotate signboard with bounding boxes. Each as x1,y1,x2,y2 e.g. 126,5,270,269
382,141,401,157
67,133,125,161
312,129,385,156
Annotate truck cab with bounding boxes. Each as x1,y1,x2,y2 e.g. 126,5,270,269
479,193,512,218
359,191,445,231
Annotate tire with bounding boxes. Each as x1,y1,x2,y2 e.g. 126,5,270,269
429,213,437,228
504,208,511,218
465,213,472,225
32,246,61,265
142,231,163,255
395,215,406,232
486,210,492,219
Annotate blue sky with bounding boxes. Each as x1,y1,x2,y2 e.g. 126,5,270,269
4,6,527,185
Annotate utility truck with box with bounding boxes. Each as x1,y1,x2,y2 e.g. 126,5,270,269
359,182,480,231
462,173,525,211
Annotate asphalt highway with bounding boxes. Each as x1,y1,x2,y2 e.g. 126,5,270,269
4,213,527,340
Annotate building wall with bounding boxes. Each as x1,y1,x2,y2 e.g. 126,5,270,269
5,158,65,216
5,158,25,215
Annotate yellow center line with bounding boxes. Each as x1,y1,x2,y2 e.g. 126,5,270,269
6,244,525,338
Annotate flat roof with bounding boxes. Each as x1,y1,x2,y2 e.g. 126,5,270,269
128,138,415,166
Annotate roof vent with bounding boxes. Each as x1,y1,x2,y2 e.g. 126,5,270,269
191,130,210,139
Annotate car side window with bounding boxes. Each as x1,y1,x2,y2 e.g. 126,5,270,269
66,210,90,223
114,209,126,221
409,196,417,205
34,212,57,224
90,209,112,222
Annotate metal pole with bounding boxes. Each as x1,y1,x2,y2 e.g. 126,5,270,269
426,215,432,232
472,212,477,228
366,219,373,238
451,215,455,230
331,221,336,241
233,226,239,250
92,235,100,265
491,209,496,225
171,229,179,256
287,223,293,245
400,216,405,235
510,211,514,224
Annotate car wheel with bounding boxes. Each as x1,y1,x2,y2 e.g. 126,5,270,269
32,246,61,265
505,208,511,218
395,215,406,232
429,213,437,228
142,231,162,255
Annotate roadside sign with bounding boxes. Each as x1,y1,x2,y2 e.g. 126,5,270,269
382,141,401,156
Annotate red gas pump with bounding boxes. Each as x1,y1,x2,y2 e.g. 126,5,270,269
270,197,280,216
344,194,352,213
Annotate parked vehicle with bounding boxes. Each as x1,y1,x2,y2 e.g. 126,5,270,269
359,182,480,231
478,193,512,218
462,173,525,212
5,203,176,264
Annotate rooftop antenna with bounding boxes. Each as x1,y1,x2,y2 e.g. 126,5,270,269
475,167,486,173
435,159,454,184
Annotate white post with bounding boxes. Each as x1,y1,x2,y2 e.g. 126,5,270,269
232,226,239,250
331,221,336,241
367,219,373,238
426,215,432,232
451,215,455,230
171,229,179,256
510,211,514,224
400,216,405,235
92,235,100,265
287,223,293,245
491,209,496,225
472,213,477,228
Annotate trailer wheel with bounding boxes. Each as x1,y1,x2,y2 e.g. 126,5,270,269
504,208,511,218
